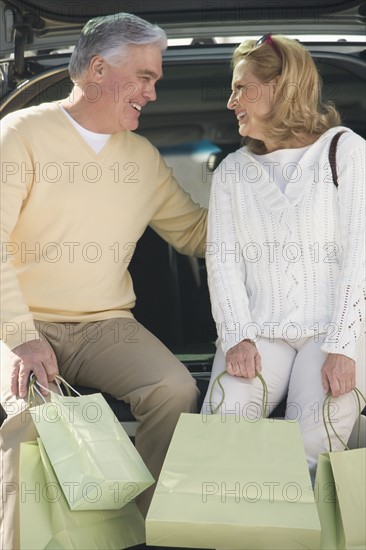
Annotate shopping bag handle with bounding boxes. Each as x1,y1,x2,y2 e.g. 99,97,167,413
209,369,268,417
37,374,81,397
322,387,366,452
28,373,81,405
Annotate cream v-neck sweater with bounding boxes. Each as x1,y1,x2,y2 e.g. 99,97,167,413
1,102,207,350
206,127,365,361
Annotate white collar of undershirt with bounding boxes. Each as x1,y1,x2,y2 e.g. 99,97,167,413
59,105,111,154
252,146,311,194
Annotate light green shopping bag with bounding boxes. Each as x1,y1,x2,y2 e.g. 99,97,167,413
29,375,154,510
316,389,366,550
20,439,146,550
146,372,321,549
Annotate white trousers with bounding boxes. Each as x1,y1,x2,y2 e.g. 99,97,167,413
201,334,366,479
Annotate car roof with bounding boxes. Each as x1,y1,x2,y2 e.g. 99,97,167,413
1,0,365,57
1,0,364,23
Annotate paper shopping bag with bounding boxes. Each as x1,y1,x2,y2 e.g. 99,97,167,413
315,392,366,550
30,388,154,510
316,449,366,550
19,440,146,549
146,413,321,549
347,413,366,450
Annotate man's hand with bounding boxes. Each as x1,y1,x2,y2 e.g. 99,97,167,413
10,339,59,398
321,353,356,398
226,339,261,378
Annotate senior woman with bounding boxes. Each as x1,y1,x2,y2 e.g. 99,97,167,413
202,34,365,478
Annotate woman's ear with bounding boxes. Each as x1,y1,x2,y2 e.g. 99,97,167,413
269,76,279,101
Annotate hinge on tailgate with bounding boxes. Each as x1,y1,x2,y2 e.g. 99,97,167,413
4,3,39,85
13,21,32,77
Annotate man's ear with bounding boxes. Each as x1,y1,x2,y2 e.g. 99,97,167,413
89,56,105,80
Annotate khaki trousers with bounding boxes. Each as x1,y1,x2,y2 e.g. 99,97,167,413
0,317,199,550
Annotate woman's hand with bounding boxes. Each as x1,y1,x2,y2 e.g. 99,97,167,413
321,353,356,397
226,339,261,378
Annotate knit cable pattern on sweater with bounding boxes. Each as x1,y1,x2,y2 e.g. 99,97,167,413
206,127,365,361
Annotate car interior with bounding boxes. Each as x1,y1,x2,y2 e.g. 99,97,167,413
1,2,365,430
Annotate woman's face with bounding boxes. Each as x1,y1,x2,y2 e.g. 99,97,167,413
227,59,276,142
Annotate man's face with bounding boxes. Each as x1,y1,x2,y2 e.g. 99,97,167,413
93,44,163,133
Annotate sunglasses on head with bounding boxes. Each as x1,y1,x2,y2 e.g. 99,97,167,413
255,33,282,59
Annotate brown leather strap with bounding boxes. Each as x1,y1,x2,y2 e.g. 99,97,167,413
328,131,346,187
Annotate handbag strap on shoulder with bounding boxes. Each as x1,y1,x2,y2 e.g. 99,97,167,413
328,130,346,187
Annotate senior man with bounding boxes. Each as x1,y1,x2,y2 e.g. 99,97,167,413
0,13,206,549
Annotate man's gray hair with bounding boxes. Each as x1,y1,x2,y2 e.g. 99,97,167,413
69,13,167,80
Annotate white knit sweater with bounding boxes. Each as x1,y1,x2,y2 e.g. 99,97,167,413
206,127,366,361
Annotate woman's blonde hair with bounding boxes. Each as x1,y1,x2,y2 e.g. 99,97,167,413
231,35,341,153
